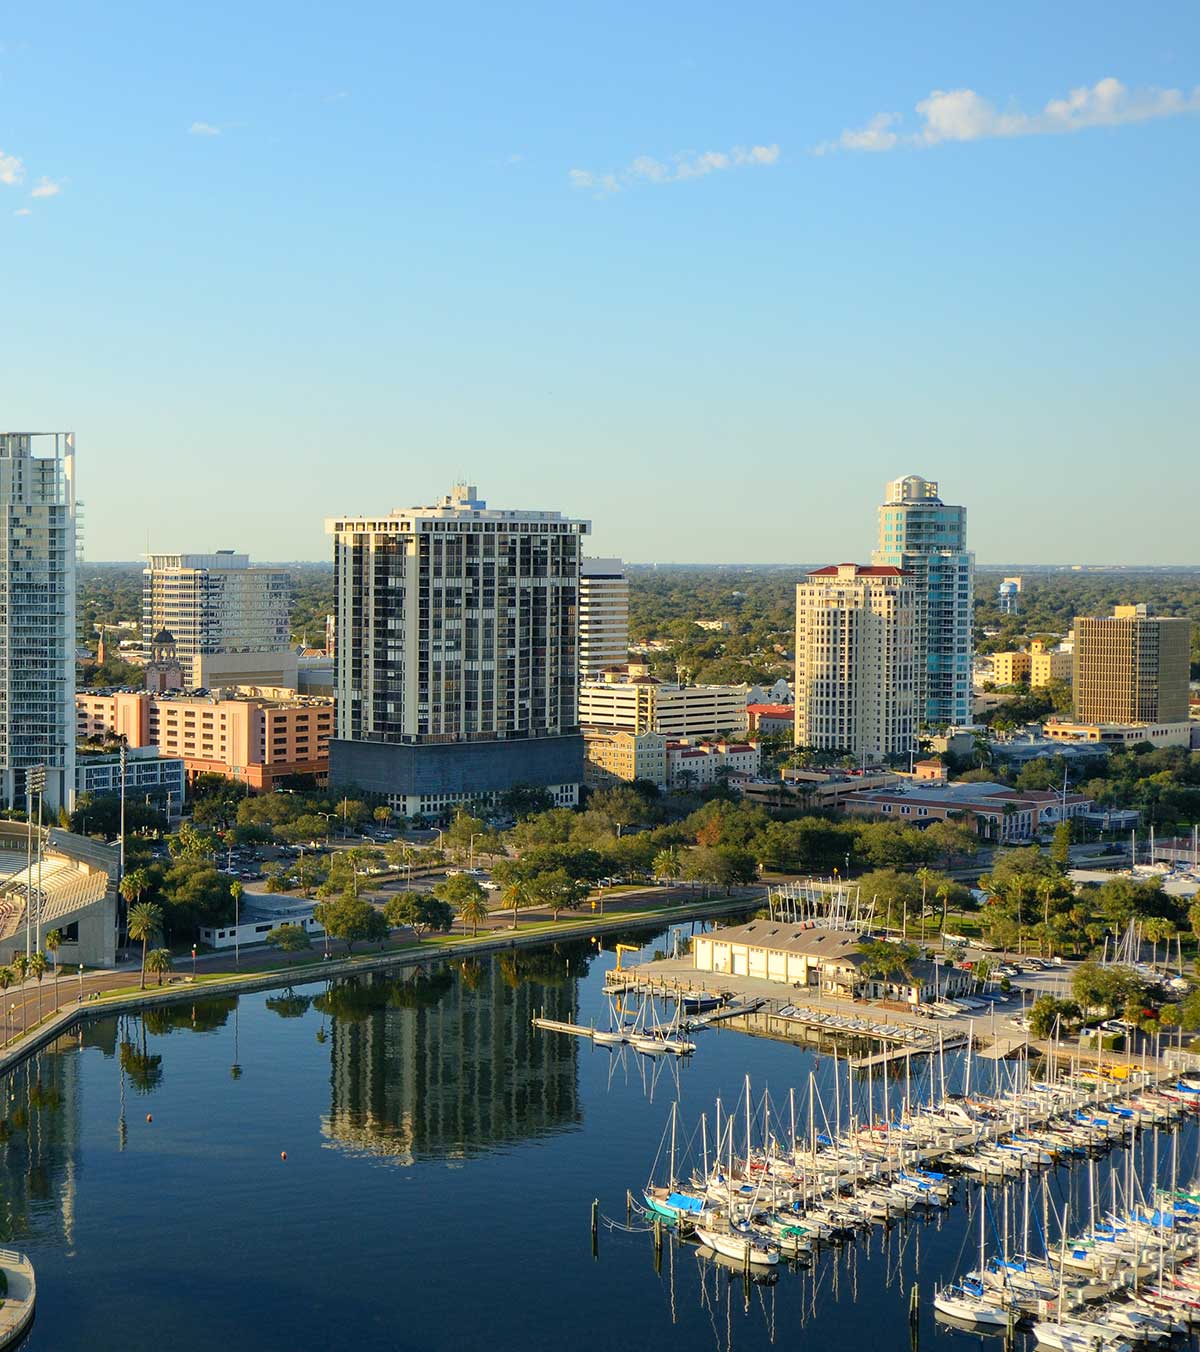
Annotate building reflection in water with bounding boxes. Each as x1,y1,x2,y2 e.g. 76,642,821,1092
319,946,585,1164
0,1040,83,1251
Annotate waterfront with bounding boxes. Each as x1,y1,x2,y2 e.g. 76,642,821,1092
0,921,1194,1351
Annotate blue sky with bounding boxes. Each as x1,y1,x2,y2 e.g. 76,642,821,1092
3,2,1197,563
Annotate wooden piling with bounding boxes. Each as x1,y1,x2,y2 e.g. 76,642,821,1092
591,1198,599,1258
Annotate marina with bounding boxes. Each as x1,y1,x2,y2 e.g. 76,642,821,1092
4,917,1200,1352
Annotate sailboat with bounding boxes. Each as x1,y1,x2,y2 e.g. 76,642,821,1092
934,1190,1016,1327
643,1103,713,1224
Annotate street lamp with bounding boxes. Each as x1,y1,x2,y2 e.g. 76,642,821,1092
191,946,197,980
77,964,84,1003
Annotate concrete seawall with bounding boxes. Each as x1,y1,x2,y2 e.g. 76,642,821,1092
0,892,760,1076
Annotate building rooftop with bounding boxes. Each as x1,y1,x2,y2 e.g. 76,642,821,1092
807,564,908,578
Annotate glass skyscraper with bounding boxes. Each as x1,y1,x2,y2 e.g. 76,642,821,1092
872,475,974,728
0,432,77,812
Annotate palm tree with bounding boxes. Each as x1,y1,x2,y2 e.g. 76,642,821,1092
145,948,173,987
45,929,62,1009
500,877,529,931
1035,877,1062,956
653,848,682,885
10,953,28,984
936,879,956,941
127,901,164,990
29,952,46,1023
915,867,935,943
119,868,149,957
459,893,490,938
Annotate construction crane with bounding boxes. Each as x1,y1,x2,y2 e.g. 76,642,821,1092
614,943,640,971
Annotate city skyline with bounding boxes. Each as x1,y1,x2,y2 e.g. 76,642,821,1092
3,2,1197,565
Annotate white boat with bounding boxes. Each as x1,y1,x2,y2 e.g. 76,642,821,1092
933,1284,1012,1327
695,1224,780,1266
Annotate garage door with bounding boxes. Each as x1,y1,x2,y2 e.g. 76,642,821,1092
748,948,767,979
732,947,748,976
712,942,730,974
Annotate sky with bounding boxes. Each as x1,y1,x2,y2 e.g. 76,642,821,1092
2,2,1197,565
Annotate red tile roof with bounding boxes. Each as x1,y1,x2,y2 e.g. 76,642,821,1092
807,564,907,577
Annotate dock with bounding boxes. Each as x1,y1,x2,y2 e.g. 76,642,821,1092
0,1250,35,1350
532,1015,595,1040
605,960,957,1064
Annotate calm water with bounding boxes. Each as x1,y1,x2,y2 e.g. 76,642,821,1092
0,922,1195,1352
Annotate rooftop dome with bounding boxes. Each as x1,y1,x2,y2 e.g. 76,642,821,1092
152,628,176,646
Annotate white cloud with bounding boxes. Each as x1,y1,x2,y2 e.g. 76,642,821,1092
30,177,61,198
189,121,221,136
0,150,24,185
569,142,780,195
824,77,1200,154
13,207,30,216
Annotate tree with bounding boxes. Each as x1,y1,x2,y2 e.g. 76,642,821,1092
1050,820,1072,871
363,907,391,949
499,784,554,820
383,892,452,939
923,820,979,870
127,901,164,990
29,952,46,1021
457,891,491,937
653,847,682,885
444,808,487,863
145,948,173,986
0,967,11,999
856,869,922,936
433,873,489,931
119,867,148,912
45,928,62,973
498,875,530,930
373,805,392,829
266,923,312,953
10,953,28,983
528,868,590,919
313,894,379,954
1028,994,1082,1038
855,939,919,987
1071,960,1145,1018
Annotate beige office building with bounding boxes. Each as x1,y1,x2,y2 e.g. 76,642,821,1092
579,557,629,678
1029,639,1072,688
1073,605,1190,726
579,666,749,740
991,650,1032,686
143,551,295,688
794,564,918,763
583,729,667,788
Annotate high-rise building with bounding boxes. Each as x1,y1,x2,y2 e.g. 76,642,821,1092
872,474,974,727
794,564,918,763
0,432,77,813
142,551,295,689
579,557,629,677
325,484,589,817
1073,605,1190,726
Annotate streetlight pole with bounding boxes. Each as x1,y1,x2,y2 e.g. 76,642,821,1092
29,765,46,957
191,946,197,980
77,964,84,1003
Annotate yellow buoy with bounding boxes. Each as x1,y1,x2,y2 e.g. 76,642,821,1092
146,1114,153,1123
280,1150,287,1161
